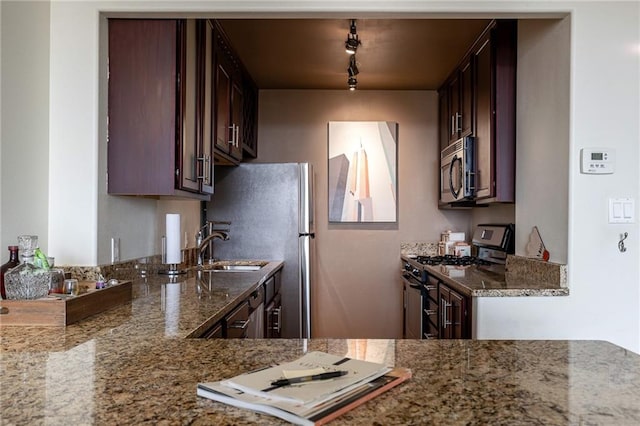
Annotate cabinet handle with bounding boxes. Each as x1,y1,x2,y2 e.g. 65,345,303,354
425,309,436,316
270,307,281,333
229,319,249,330
455,113,462,132
451,114,455,136
232,124,240,148
197,154,210,182
441,297,451,329
228,125,235,146
425,285,436,291
228,125,240,148
466,170,475,191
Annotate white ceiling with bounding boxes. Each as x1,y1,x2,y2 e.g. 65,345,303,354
218,18,492,90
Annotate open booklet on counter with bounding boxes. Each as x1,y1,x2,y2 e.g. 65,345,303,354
196,351,411,425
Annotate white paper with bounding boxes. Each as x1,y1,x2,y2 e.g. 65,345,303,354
165,213,181,264
221,351,390,406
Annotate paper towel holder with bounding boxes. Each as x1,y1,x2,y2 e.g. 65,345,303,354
159,235,186,275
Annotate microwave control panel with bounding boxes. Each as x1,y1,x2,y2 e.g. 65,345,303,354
580,148,615,174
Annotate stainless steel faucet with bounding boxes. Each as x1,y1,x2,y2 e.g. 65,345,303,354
196,221,230,266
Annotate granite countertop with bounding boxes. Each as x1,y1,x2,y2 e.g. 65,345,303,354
1,261,638,423
1,335,639,424
401,253,569,297
0,260,284,350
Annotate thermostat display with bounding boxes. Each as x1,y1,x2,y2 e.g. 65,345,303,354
580,148,615,174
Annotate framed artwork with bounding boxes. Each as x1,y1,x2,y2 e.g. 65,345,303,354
328,121,398,223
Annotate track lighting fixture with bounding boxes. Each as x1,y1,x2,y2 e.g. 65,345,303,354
348,76,357,91
344,19,362,91
344,19,361,54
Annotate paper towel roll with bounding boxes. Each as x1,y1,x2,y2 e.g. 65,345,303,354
165,213,181,264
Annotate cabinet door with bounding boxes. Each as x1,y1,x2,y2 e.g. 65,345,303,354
447,75,461,143
460,57,474,138
214,54,232,154
229,82,244,161
448,288,466,339
199,20,214,194
439,283,471,339
403,277,422,339
438,89,450,152
107,19,178,195
474,34,493,200
473,20,517,203
179,19,201,193
265,293,282,338
242,77,259,158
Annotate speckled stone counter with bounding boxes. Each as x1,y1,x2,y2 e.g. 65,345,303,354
1,336,639,424
0,260,284,348
402,254,569,297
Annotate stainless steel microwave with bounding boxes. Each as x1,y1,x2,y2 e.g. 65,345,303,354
440,136,475,203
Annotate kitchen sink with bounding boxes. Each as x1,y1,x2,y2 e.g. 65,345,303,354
199,260,269,272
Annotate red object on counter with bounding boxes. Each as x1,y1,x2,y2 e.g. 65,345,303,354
0,246,20,299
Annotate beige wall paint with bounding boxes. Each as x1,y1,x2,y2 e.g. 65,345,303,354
256,90,472,338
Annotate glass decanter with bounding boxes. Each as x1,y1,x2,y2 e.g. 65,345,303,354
4,235,50,300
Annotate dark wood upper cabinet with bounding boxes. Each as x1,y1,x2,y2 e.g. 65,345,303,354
108,19,212,200
437,19,517,206
439,55,474,147
211,20,257,164
108,19,258,198
473,20,517,203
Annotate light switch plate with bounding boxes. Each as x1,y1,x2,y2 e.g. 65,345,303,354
609,198,635,223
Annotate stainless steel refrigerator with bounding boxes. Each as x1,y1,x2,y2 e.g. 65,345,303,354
205,163,315,338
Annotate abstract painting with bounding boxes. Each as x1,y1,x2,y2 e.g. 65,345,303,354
328,121,397,223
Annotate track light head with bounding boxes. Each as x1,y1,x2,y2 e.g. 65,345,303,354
345,34,360,54
348,55,359,77
345,19,361,54
348,76,357,91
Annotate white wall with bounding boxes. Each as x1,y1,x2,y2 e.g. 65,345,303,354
477,6,639,353
1,1,638,351
515,18,571,263
0,1,50,254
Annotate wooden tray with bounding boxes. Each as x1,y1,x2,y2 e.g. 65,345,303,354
0,280,132,326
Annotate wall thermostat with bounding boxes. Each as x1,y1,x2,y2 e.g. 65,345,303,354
580,148,615,174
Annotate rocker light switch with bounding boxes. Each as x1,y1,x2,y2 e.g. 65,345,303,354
609,198,635,223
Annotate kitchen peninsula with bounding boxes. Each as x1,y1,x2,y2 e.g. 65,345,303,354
2,265,640,424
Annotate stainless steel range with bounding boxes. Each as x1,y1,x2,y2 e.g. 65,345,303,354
402,224,514,340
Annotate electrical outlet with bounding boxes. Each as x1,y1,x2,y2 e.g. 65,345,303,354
111,237,120,263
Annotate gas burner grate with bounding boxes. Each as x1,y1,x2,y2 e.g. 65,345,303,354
416,255,490,266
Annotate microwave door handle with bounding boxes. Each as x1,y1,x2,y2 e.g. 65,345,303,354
449,155,461,198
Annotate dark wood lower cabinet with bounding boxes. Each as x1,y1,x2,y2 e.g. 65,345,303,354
423,272,473,340
439,282,472,339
